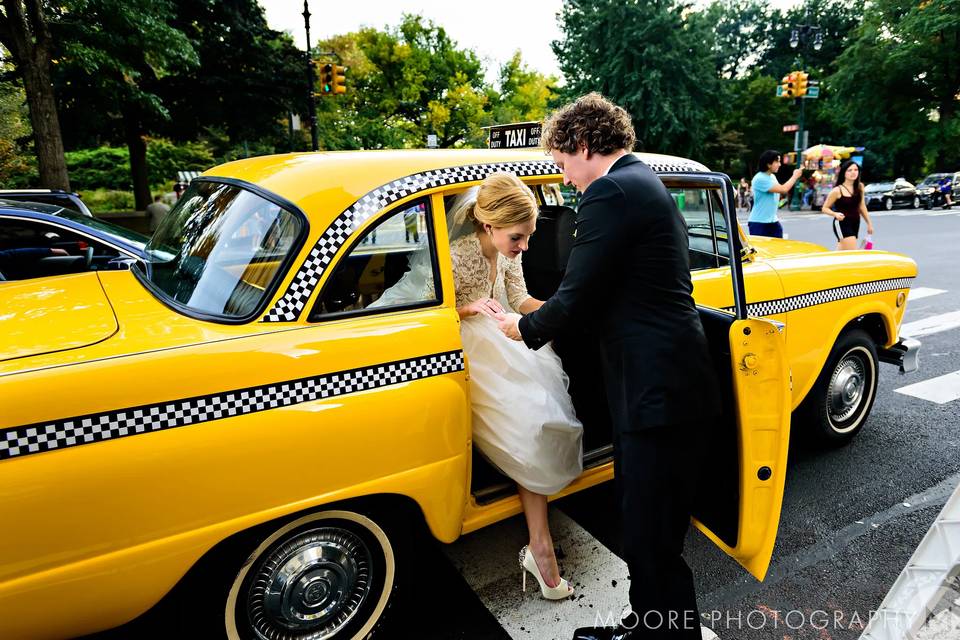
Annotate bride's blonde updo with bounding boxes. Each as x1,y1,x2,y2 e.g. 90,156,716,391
453,172,537,230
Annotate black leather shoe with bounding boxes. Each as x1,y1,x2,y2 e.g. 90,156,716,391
571,627,615,640
572,625,634,640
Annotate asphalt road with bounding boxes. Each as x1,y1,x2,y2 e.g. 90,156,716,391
90,206,960,640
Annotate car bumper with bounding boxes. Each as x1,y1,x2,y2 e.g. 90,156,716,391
879,336,921,373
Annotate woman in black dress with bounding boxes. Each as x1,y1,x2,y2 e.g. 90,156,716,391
822,159,875,250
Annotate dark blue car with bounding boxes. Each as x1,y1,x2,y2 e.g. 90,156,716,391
0,200,147,282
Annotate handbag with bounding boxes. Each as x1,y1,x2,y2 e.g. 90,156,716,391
860,234,874,250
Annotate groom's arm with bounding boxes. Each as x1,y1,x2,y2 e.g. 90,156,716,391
519,178,626,349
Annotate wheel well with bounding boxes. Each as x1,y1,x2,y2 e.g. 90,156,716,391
135,494,426,629
843,313,888,346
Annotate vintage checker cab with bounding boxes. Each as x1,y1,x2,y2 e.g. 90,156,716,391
0,149,916,639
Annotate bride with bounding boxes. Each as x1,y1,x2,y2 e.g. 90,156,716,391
450,173,583,600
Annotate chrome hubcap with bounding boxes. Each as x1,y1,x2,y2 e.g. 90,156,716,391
828,355,866,424
247,528,372,639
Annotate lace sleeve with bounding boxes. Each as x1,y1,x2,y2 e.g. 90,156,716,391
504,253,531,313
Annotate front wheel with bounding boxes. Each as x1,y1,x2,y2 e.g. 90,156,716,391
797,329,879,445
225,509,401,640
884,197,893,211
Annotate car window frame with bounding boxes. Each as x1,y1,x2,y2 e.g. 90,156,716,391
132,177,310,326
673,185,729,271
307,195,443,323
0,214,136,258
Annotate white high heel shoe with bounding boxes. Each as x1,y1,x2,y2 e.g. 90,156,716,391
519,545,574,600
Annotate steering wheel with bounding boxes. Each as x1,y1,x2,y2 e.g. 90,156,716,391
0,269,6,281
83,245,94,269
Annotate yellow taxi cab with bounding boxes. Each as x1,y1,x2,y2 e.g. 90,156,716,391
0,149,915,639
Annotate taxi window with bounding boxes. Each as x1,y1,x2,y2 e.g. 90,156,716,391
669,187,729,271
309,199,439,320
138,180,305,321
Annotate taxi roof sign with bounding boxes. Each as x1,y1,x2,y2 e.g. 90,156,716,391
485,121,542,149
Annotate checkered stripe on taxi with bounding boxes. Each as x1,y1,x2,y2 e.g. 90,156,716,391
0,351,464,462
732,277,914,317
262,160,561,322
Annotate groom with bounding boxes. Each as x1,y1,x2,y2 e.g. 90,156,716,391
497,93,720,639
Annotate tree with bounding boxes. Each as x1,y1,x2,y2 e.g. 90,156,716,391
692,0,776,80
51,0,197,209
155,0,305,152
829,0,960,175
354,15,490,148
552,0,720,157
0,58,36,185
492,51,559,125
0,0,69,189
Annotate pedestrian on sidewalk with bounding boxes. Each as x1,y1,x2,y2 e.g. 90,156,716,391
747,150,802,238
146,195,171,233
738,177,751,211
821,159,873,251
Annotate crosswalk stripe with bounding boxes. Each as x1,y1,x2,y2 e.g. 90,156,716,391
895,370,960,404
909,287,948,301
900,311,960,338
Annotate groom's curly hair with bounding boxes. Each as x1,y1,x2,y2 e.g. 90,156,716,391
541,93,636,156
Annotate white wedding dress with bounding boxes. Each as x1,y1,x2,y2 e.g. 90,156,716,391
451,233,583,495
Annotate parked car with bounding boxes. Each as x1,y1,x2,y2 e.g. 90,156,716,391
0,149,918,639
0,200,146,281
916,172,960,208
864,178,921,210
0,188,94,217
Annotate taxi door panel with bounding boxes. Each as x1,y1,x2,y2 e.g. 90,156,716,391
663,173,790,581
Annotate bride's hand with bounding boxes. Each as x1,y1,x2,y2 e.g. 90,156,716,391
460,297,505,318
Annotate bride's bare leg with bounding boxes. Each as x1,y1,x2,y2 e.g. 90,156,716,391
518,485,561,588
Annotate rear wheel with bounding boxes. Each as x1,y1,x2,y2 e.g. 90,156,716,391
224,509,402,640
913,196,921,209
798,329,879,445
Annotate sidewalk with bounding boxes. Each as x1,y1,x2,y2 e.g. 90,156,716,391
860,479,960,640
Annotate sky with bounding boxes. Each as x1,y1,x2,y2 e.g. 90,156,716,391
260,0,801,85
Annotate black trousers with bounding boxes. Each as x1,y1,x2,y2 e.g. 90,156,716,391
612,421,708,638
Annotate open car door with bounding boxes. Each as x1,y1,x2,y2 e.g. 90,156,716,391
661,172,791,581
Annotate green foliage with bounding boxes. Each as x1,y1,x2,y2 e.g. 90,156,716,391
828,0,960,177
352,15,491,148
77,188,135,213
492,52,560,125
53,0,199,148
553,0,721,157
0,71,37,187
143,137,214,185
65,146,130,190
64,138,214,190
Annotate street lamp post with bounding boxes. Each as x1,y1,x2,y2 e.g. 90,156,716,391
787,5,824,210
302,0,319,152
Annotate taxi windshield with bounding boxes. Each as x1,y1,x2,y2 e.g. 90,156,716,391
137,180,304,320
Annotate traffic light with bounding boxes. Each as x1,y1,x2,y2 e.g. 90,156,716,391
317,63,346,96
319,63,334,94
795,72,809,97
331,64,346,94
782,72,797,98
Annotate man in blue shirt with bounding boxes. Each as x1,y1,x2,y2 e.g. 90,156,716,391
748,150,802,238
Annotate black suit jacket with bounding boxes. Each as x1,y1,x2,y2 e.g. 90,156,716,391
519,154,720,430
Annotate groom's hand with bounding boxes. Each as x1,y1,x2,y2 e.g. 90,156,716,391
495,312,523,341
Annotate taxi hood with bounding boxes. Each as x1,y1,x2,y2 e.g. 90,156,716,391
0,273,118,362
